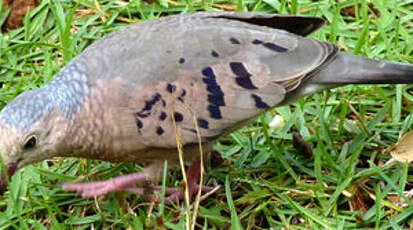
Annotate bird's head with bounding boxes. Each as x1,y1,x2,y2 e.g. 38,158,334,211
0,88,69,193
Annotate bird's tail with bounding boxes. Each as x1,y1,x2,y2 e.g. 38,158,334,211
309,53,413,85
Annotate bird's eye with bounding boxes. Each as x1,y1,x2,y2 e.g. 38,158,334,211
23,136,37,150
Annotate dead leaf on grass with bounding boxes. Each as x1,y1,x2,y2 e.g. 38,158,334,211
389,130,413,163
2,0,37,30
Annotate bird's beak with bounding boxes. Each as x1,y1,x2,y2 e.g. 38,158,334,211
0,161,20,195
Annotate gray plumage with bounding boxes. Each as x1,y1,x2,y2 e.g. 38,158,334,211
0,62,89,131
0,12,412,199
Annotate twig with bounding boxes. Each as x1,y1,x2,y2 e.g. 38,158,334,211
191,113,203,230
171,107,191,230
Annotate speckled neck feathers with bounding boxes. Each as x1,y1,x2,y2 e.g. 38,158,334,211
0,62,90,132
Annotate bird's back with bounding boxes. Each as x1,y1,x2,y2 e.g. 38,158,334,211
56,12,337,152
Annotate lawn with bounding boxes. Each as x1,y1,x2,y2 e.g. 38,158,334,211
0,0,412,229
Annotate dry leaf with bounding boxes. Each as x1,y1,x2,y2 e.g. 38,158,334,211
390,130,413,163
386,194,400,204
349,190,370,215
292,132,313,158
2,0,37,30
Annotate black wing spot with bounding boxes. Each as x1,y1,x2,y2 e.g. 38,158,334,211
173,112,184,122
166,83,176,93
208,94,225,106
178,89,186,103
136,93,162,118
205,83,223,96
263,42,288,52
159,112,167,121
202,68,225,97
202,67,215,79
230,37,240,44
253,39,287,52
197,119,209,129
202,67,225,119
235,77,258,90
136,118,143,129
229,62,258,90
179,58,185,64
211,50,219,57
229,62,252,78
207,105,222,119
156,126,164,135
252,39,263,45
251,94,270,109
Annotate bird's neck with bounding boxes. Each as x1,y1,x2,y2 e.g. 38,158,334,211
41,62,94,157
45,62,90,120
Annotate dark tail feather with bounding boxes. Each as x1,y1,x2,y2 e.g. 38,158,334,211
309,53,413,84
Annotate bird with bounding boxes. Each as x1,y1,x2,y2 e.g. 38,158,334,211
0,12,412,202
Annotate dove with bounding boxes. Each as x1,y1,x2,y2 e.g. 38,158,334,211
0,12,412,202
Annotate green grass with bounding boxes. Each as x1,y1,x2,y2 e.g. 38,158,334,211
0,0,413,229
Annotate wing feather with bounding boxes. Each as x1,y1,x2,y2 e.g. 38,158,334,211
81,13,337,148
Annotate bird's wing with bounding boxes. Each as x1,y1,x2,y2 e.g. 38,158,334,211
191,11,326,36
78,13,337,148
